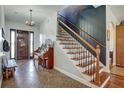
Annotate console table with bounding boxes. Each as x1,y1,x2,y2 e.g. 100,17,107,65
3,60,17,79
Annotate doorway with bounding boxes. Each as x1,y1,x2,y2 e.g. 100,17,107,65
116,25,124,67
10,29,34,60
109,24,124,77
17,30,29,60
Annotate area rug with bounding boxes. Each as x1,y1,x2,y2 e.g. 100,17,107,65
111,66,124,77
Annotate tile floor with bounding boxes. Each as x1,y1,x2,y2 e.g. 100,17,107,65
1,60,89,88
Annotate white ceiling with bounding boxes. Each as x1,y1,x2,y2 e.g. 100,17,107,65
5,5,124,26
110,5,124,22
4,5,65,25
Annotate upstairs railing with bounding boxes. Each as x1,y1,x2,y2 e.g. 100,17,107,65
57,17,101,85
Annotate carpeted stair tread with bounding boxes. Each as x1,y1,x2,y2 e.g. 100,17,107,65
71,55,92,60
82,66,103,76
67,51,86,54
76,60,96,68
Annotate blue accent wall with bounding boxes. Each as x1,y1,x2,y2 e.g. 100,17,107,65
59,5,106,65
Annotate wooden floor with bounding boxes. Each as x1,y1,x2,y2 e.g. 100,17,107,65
104,74,124,88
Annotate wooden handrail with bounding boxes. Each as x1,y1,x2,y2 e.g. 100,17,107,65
58,19,96,53
58,14,105,48
58,19,101,85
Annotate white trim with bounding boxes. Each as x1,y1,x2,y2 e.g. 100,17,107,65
100,76,110,88
54,66,98,88
0,77,2,88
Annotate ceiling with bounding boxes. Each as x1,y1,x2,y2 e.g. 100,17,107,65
110,5,124,22
4,5,65,25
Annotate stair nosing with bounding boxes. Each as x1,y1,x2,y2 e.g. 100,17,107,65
71,55,92,60
76,60,96,68
82,66,103,76
67,51,87,54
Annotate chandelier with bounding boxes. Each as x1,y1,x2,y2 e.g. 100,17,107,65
25,9,35,26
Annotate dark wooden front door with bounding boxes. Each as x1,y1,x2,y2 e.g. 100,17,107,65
17,30,29,60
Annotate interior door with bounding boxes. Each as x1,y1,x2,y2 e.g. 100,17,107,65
116,25,124,66
17,30,29,60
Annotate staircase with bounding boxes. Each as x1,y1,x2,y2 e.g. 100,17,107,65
56,18,110,87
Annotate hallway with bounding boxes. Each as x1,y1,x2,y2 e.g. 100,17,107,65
1,60,88,88
2,59,124,88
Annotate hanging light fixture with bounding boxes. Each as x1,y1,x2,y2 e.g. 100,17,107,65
25,9,35,26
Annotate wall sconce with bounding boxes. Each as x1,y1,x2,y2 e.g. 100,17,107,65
107,29,110,41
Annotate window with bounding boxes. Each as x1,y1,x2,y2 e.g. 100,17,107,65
10,30,16,59
0,29,2,40
29,32,34,57
40,34,43,45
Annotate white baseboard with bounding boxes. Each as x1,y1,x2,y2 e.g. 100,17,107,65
54,66,98,88
0,77,2,88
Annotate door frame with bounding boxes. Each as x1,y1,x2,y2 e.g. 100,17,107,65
17,30,29,60
10,28,34,60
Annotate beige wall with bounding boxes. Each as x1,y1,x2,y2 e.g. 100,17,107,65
40,12,59,70
0,6,5,52
40,12,58,42
106,6,119,72
0,5,5,88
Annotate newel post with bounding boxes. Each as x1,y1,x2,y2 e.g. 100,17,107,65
95,45,101,85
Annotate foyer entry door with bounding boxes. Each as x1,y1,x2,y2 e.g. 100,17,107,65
17,30,29,60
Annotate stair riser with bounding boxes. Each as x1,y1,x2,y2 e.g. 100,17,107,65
75,64,97,81
62,44,82,47
57,39,75,41
57,40,76,42
57,37,73,39
70,53,91,61
58,33,69,36
67,52,85,54
66,49,86,52
76,61,96,68
62,46,84,50
58,34,69,36
60,43,78,46
77,67,104,81
59,44,88,53
63,47,82,51
76,57,94,62
59,40,77,43
58,30,67,33
57,38,73,40
77,63,96,72
71,56,92,61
